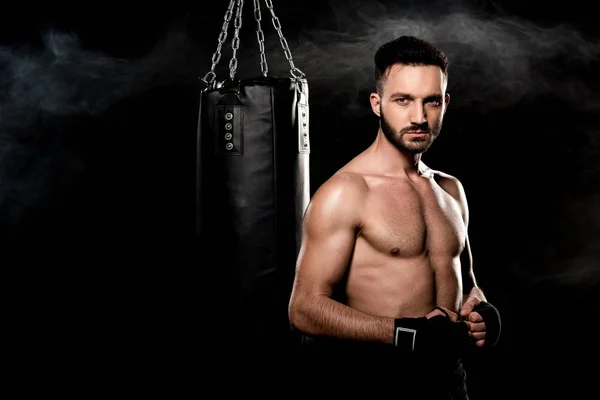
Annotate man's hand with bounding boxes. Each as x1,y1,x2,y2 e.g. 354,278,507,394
460,296,487,347
426,306,459,322
394,306,468,353
460,296,502,348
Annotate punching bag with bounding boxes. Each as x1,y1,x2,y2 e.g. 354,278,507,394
196,0,310,352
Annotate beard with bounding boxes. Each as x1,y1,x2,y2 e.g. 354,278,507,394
380,106,441,155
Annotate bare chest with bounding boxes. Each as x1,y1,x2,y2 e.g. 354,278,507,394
359,180,466,258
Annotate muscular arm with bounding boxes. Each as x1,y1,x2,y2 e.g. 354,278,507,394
438,174,487,305
461,234,486,304
288,174,395,345
443,175,506,348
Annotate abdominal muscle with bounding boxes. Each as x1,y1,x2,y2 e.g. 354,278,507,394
344,239,454,318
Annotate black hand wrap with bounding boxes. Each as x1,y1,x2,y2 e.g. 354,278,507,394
474,301,501,348
393,316,427,352
393,313,470,355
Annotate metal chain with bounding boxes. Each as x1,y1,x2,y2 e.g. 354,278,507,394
253,0,268,76
201,0,236,87
228,0,245,80
202,0,305,83
263,0,305,79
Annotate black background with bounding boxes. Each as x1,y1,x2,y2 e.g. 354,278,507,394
2,1,599,398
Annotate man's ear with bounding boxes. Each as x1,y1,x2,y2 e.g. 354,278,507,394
370,92,381,117
442,92,450,115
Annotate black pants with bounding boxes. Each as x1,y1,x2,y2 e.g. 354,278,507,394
295,335,469,399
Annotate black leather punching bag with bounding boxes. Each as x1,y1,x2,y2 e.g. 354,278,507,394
197,77,310,351
196,0,310,353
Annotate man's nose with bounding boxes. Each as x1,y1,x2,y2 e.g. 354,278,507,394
410,103,427,125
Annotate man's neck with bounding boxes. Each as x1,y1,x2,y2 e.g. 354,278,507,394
369,131,424,177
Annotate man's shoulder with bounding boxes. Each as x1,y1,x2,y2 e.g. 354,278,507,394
303,171,367,226
317,171,369,198
430,168,460,184
429,168,466,200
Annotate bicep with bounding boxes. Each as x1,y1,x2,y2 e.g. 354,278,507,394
446,176,477,294
294,210,357,298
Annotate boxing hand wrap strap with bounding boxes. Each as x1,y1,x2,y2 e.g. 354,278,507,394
433,306,450,318
393,317,427,352
474,301,501,348
394,312,471,356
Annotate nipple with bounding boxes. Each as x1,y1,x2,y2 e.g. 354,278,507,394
390,247,400,256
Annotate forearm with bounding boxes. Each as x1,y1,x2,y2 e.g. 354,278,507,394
290,294,395,344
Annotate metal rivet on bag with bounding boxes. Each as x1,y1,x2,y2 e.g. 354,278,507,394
224,133,232,140
225,112,233,120
225,123,233,130
226,143,234,150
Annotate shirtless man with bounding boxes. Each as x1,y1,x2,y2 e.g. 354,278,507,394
288,36,501,397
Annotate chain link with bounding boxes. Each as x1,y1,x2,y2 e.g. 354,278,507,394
253,0,268,76
228,0,245,80
201,0,236,87
201,0,305,83
263,0,305,79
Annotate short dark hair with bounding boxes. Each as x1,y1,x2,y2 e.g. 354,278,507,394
374,35,449,94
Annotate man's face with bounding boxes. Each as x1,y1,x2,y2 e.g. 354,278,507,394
372,64,449,154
